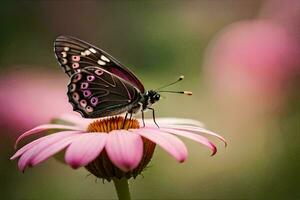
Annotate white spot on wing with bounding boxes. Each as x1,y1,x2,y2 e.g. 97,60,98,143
81,52,86,56
89,48,96,53
97,60,106,65
61,52,67,57
62,58,67,64
85,50,91,55
64,47,69,51
101,55,110,62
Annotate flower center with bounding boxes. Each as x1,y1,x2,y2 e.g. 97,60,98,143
87,116,140,133
85,116,156,180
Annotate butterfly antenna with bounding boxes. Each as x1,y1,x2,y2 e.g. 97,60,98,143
159,90,193,96
156,75,184,91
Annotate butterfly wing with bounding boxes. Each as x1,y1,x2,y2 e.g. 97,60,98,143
54,35,145,93
68,66,141,118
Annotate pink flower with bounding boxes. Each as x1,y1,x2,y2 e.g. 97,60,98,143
11,114,226,180
203,20,300,112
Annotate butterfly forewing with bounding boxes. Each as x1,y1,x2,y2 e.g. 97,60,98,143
68,66,141,118
54,35,145,93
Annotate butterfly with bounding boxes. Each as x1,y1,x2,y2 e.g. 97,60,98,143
54,35,191,126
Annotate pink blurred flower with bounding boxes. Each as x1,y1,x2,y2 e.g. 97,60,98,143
204,20,300,111
0,69,76,134
11,114,226,180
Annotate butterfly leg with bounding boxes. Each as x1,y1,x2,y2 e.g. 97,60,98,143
128,112,133,129
148,108,159,128
141,110,145,127
122,112,129,129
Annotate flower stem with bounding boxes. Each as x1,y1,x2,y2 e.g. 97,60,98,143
113,178,131,200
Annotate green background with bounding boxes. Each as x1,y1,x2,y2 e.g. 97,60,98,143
0,1,299,199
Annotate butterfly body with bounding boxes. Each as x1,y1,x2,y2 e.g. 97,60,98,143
129,90,161,114
55,36,160,119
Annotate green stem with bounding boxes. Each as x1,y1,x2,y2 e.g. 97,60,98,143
113,178,131,200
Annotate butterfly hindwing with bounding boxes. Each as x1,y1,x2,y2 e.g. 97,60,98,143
54,35,145,92
68,66,141,118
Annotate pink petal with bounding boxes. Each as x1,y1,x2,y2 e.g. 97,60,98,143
105,130,143,172
30,135,79,166
15,124,80,149
12,130,81,160
159,128,217,156
160,125,227,146
135,128,188,162
17,131,81,172
56,113,93,128
143,118,204,127
65,133,107,169
11,137,44,160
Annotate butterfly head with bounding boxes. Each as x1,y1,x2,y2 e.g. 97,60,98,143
147,90,161,104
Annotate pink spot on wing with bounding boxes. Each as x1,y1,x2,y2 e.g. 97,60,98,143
87,75,95,82
72,93,79,101
80,100,87,107
73,74,82,82
95,69,103,76
72,63,80,69
81,82,89,89
83,90,91,97
69,84,76,92
90,97,98,106
72,56,80,62
86,106,93,113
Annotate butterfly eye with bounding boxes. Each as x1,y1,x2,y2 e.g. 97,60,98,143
95,69,103,76
83,90,91,97
80,99,87,107
81,82,89,89
91,97,98,106
154,94,160,100
87,75,95,82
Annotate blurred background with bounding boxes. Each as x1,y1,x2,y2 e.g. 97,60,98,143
1,0,299,199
